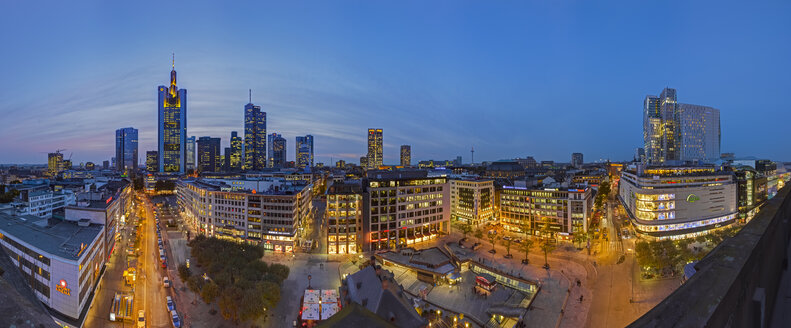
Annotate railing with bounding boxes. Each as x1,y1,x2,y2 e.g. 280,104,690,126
628,185,791,327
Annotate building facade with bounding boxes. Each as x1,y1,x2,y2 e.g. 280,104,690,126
366,129,383,169
571,153,583,168
326,181,363,254
363,171,450,251
449,179,494,226
158,63,187,174
244,102,266,171
197,137,221,173
643,88,679,165
267,133,287,169
296,135,314,170
115,127,138,174
48,152,64,177
146,151,158,172
619,166,737,239
185,136,196,173
679,104,720,162
500,185,592,239
400,145,411,167
230,131,242,171
177,178,312,252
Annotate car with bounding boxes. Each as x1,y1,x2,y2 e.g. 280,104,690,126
165,296,175,311
137,310,146,328
503,236,511,241
163,277,170,288
160,254,166,262
161,261,168,269
171,310,181,328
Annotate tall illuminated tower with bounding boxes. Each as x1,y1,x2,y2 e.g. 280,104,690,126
244,93,266,171
400,145,411,167
230,131,242,171
367,128,383,168
115,127,138,174
296,135,314,170
158,55,187,174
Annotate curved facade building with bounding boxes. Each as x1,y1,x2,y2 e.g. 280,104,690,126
619,166,737,240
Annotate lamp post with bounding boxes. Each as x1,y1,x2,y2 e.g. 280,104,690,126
308,274,312,289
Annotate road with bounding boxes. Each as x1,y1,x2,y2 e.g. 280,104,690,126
139,194,170,327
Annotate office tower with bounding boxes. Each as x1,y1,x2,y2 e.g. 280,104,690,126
635,148,646,163
158,57,187,173
244,101,266,171
336,160,346,168
102,160,109,170
115,127,138,174
62,160,72,170
360,156,367,168
230,131,242,171
400,145,411,167
571,153,583,168
366,128,383,168
146,151,159,172
224,147,231,172
197,137,221,173
679,104,720,162
85,162,95,171
186,136,196,172
296,135,314,170
47,152,64,177
267,133,287,168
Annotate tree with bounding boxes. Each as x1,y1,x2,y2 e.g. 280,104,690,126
487,231,498,251
539,238,556,269
218,285,243,323
187,275,204,293
635,241,657,268
459,223,473,240
473,229,484,241
573,232,588,249
201,281,220,304
502,238,513,257
178,264,191,282
520,239,534,264
267,263,290,283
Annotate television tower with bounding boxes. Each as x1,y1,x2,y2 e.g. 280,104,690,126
471,146,475,164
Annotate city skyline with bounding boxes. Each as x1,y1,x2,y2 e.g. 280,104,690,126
1,1,790,165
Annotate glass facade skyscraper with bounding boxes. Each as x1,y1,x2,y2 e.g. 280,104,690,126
296,135,313,170
230,131,242,171
197,136,221,173
400,145,411,167
267,133,286,168
367,128,383,168
158,61,187,173
115,127,138,174
186,136,196,172
679,104,720,162
244,102,266,171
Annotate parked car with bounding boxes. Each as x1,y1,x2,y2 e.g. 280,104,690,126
171,310,181,328
137,310,146,328
163,277,171,288
165,296,175,312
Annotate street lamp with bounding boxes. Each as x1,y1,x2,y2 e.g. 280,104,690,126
308,274,312,289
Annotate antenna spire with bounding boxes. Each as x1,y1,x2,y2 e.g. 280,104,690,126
172,52,175,69
249,89,252,103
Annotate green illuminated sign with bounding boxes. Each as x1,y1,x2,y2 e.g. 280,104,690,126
686,194,700,203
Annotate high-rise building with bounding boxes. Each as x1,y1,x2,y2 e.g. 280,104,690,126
197,137,221,173
360,156,367,168
223,147,232,172
158,58,187,173
244,102,266,171
400,145,411,167
186,136,196,172
366,128,383,168
267,133,287,168
644,88,720,164
679,104,720,162
47,152,64,177
146,151,159,172
230,131,242,171
115,127,138,174
296,135,314,170
571,152,583,168
635,148,646,163
85,162,95,171
102,160,109,170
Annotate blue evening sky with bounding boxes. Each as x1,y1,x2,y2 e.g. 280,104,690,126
1,1,789,165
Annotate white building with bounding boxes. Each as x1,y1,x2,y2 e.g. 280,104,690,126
619,166,737,240
0,213,105,323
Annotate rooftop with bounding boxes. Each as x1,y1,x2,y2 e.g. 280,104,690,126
0,213,103,261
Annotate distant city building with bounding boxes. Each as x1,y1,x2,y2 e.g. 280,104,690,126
102,160,109,170
720,153,735,161
185,136,196,172
146,151,159,172
47,152,64,177
400,145,411,167
363,170,449,251
197,137,221,173
296,135,314,170
230,131,242,171
244,101,266,171
619,166,737,240
359,156,368,168
485,161,525,178
158,60,187,173
335,160,346,168
644,88,720,164
366,129,383,168
635,148,646,163
177,178,312,252
326,181,363,254
514,156,538,169
85,162,95,171
115,127,138,174
571,152,584,168
267,133,287,168
223,147,232,172
679,104,720,162
450,179,494,225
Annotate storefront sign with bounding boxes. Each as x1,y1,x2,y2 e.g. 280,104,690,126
56,280,71,295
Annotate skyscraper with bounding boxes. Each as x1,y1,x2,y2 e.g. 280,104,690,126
186,136,196,172
296,135,314,170
230,131,242,171
679,104,720,162
197,137,221,173
47,152,64,177
267,133,287,168
223,147,232,172
571,152,583,168
400,145,411,167
644,88,720,164
367,128,383,168
146,151,158,172
244,101,266,171
158,57,187,173
115,127,138,174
